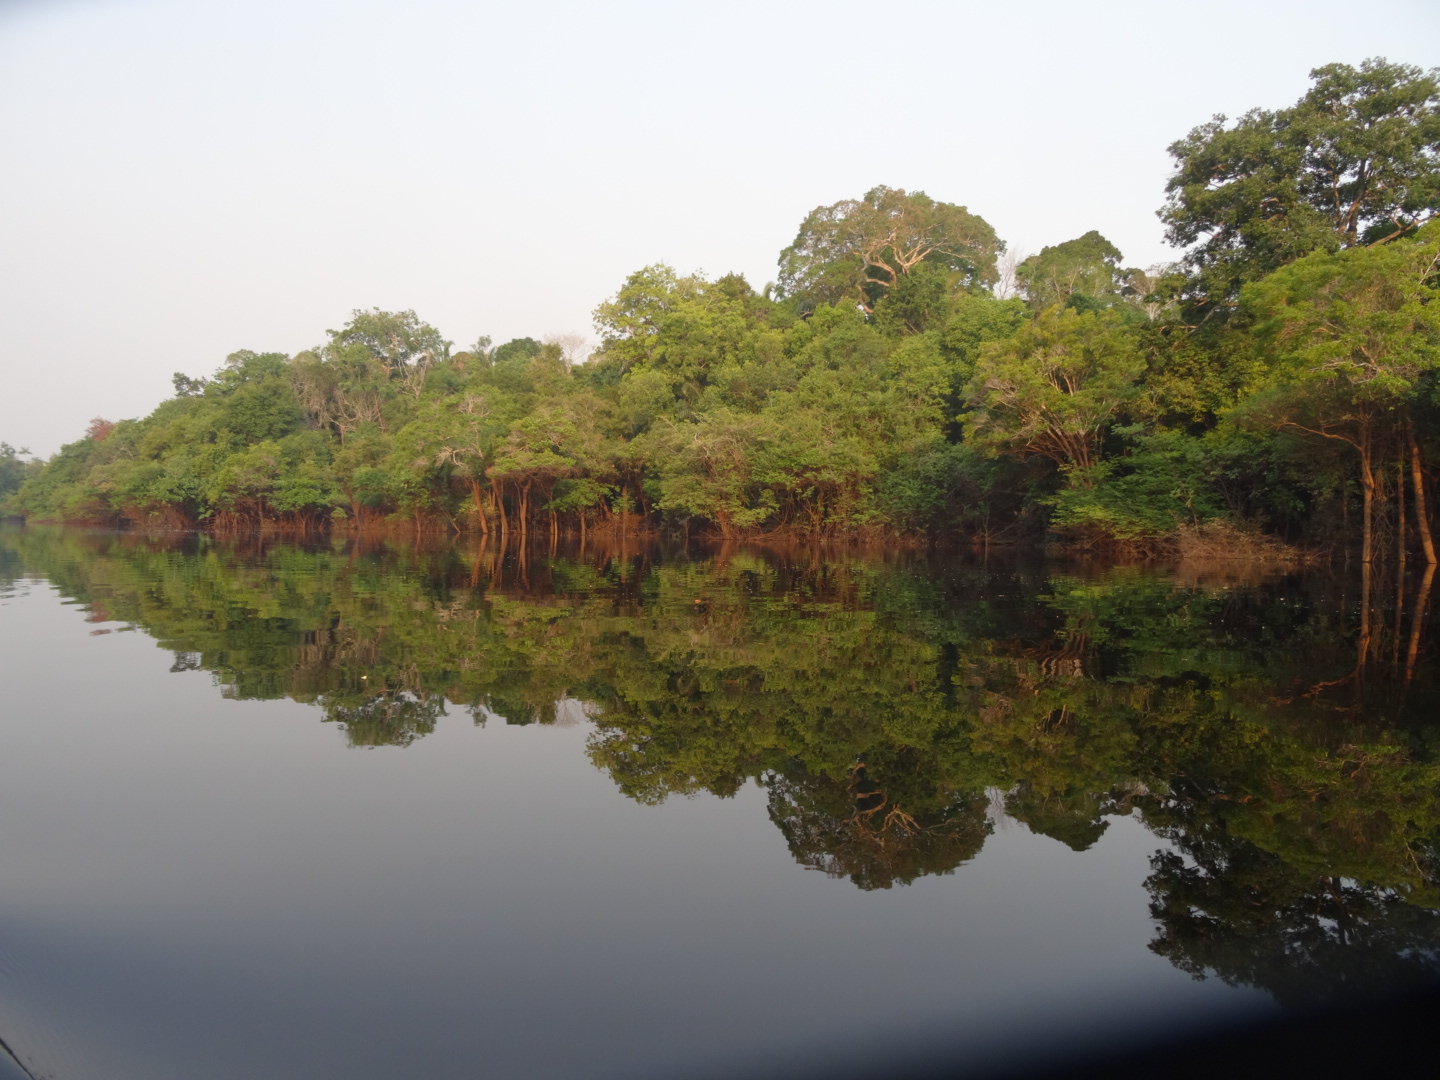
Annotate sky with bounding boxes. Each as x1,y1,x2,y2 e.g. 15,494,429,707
1,0,1438,456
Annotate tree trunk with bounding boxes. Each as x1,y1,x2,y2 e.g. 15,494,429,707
1359,434,1376,565
471,480,489,537
1395,453,1408,671
496,479,509,545
1358,558,1373,673
1406,563,1435,688
1398,454,1407,566
1407,419,1437,565
519,481,531,542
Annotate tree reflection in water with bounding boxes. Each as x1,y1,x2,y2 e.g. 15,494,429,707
3,525,1438,1006
766,759,993,891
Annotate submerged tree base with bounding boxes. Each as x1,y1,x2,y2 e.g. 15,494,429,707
13,508,1337,567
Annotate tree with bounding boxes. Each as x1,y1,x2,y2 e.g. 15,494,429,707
324,308,451,398
487,405,587,540
298,312,450,441
647,409,780,538
172,372,208,398
213,351,306,444
1163,58,1440,303
428,393,509,534
935,293,1031,424
591,266,781,413
0,442,40,505
964,308,1145,482
1015,230,1127,308
491,337,543,366
543,333,591,372
1242,224,1440,563
777,186,1002,314
1118,264,1185,323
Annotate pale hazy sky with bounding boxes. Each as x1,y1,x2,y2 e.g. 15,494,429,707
2,0,1438,456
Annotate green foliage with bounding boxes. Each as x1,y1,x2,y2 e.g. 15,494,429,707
0,442,41,509
490,337,542,366
1162,58,1440,305
966,306,1146,475
1049,430,1226,542
1015,230,1127,309
1244,224,1440,397
777,186,1002,314
14,79,1440,553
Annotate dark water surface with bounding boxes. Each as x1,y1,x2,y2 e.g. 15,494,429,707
0,527,1436,1079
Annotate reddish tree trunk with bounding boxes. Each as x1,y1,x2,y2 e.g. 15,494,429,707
1408,419,1437,565
471,480,489,536
1359,432,1376,566
495,479,509,544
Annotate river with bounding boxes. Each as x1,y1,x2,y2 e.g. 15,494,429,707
0,526,1435,1079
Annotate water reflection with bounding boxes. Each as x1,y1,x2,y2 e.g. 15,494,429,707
2,525,1438,1009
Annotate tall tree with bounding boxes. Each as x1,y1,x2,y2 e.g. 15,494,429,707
324,308,452,398
1015,230,1127,308
1242,224,1440,564
1162,58,1440,303
487,404,587,540
777,186,1002,314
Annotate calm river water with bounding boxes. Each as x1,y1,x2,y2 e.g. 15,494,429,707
0,527,1436,1079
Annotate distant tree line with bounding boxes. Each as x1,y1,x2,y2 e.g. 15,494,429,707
7,59,1440,556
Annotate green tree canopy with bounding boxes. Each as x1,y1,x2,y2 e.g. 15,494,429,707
1163,58,1440,302
1015,230,1127,309
324,308,452,399
491,337,543,366
1239,223,1440,562
0,442,40,506
777,186,1002,314
965,307,1145,480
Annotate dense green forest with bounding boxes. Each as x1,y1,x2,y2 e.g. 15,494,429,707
3,526,1436,1004
9,59,1440,555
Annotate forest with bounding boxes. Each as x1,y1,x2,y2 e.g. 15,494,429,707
7,58,1440,557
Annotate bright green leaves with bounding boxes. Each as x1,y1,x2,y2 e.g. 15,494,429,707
591,265,774,396
1047,431,1227,543
647,410,780,536
965,307,1146,477
1244,223,1440,396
